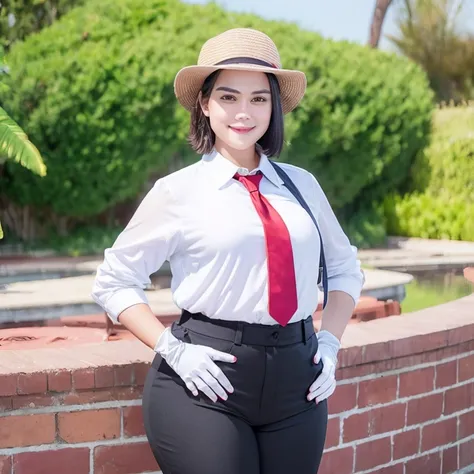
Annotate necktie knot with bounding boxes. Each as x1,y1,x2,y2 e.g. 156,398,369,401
234,172,263,193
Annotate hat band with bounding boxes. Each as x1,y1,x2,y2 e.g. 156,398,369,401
215,57,278,69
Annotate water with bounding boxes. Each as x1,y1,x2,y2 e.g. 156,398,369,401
401,269,473,313
0,270,89,288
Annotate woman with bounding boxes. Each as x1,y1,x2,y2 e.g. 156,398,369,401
92,28,364,474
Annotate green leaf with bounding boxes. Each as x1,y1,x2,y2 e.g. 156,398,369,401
0,107,47,177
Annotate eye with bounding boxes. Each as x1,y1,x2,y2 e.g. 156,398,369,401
220,95,236,101
252,96,268,103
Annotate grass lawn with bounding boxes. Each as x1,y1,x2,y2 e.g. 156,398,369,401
401,275,472,313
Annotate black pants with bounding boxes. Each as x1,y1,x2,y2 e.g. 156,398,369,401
142,311,328,474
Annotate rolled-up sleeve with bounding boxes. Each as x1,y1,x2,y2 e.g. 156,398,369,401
311,175,365,305
91,179,181,323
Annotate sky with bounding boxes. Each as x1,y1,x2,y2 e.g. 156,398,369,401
184,0,401,50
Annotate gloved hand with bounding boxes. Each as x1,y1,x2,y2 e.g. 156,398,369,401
307,329,340,403
154,327,236,402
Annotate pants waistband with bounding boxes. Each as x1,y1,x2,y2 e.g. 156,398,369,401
175,310,315,346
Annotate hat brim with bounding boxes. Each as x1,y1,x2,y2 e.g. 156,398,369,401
174,64,307,115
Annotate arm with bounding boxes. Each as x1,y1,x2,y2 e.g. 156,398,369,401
311,175,365,341
307,175,365,403
91,178,182,348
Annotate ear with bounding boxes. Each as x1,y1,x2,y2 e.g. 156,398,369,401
198,92,210,117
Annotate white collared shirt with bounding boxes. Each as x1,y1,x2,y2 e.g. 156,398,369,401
91,151,364,325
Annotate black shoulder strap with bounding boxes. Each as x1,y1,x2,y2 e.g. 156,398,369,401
269,160,328,309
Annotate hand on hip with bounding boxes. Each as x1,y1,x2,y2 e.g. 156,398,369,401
154,327,236,402
307,330,340,404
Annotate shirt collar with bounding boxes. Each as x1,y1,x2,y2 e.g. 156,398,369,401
202,150,284,189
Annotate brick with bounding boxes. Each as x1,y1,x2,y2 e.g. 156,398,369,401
406,393,443,425
399,367,434,397
62,386,143,406
393,428,420,460
58,409,120,443
436,361,457,388
0,414,55,448
355,436,391,471
72,368,95,390
13,448,90,474
339,340,474,380
48,370,72,392
0,398,12,412
342,411,369,443
95,366,115,389
421,417,457,451
114,365,134,386
0,455,11,474
442,445,458,474
318,446,354,474
405,452,441,474
123,406,145,437
459,438,474,469
0,375,17,396
376,465,404,474
459,409,474,439
328,383,357,414
134,362,150,386
17,373,47,395
459,353,474,382
12,394,56,410
358,375,397,408
324,417,340,449
94,442,159,474
369,403,406,436
444,382,474,415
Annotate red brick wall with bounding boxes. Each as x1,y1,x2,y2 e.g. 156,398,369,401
0,363,160,474
0,295,473,474
322,346,474,474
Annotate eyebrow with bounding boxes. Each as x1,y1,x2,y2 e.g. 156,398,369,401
215,86,271,95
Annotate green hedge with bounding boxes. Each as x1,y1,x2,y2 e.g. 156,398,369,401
385,106,474,241
384,192,474,241
0,0,433,241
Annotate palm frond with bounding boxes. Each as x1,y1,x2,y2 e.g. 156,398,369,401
0,107,47,177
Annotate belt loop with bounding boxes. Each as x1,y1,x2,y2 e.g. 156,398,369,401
234,322,244,346
302,319,308,344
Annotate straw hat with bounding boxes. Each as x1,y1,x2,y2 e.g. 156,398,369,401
174,28,307,115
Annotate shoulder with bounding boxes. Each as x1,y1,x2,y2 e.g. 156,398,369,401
152,159,203,201
272,160,320,191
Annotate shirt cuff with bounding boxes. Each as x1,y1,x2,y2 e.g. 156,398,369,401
102,288,150,324
327,274,364,306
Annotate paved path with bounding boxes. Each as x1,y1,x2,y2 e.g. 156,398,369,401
359,237,474,271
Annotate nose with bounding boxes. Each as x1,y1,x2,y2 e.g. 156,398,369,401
235,101,251,122
235,111,250,121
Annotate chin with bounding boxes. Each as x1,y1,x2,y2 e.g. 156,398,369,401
225,133,263,151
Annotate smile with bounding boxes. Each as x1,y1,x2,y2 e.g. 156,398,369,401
229,126,255,134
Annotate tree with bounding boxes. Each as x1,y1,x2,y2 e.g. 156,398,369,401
0,49,46,239
388,0,474,101
368,0,395,48
0,0,84,51
0,108,47,238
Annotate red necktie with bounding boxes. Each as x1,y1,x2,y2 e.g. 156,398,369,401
235,172,298,326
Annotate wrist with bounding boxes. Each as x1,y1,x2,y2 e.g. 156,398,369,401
153,327,182,358
317,329,341,360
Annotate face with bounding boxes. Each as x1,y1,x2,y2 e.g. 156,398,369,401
200,69,272,155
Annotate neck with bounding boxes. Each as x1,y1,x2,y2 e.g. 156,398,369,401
214,141,260,171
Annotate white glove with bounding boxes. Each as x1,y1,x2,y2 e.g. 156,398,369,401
154,327,236,402
307,330,340,403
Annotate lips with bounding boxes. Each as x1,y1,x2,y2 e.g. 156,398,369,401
229,126,255,134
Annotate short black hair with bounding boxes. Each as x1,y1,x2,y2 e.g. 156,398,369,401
188,70,284,157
